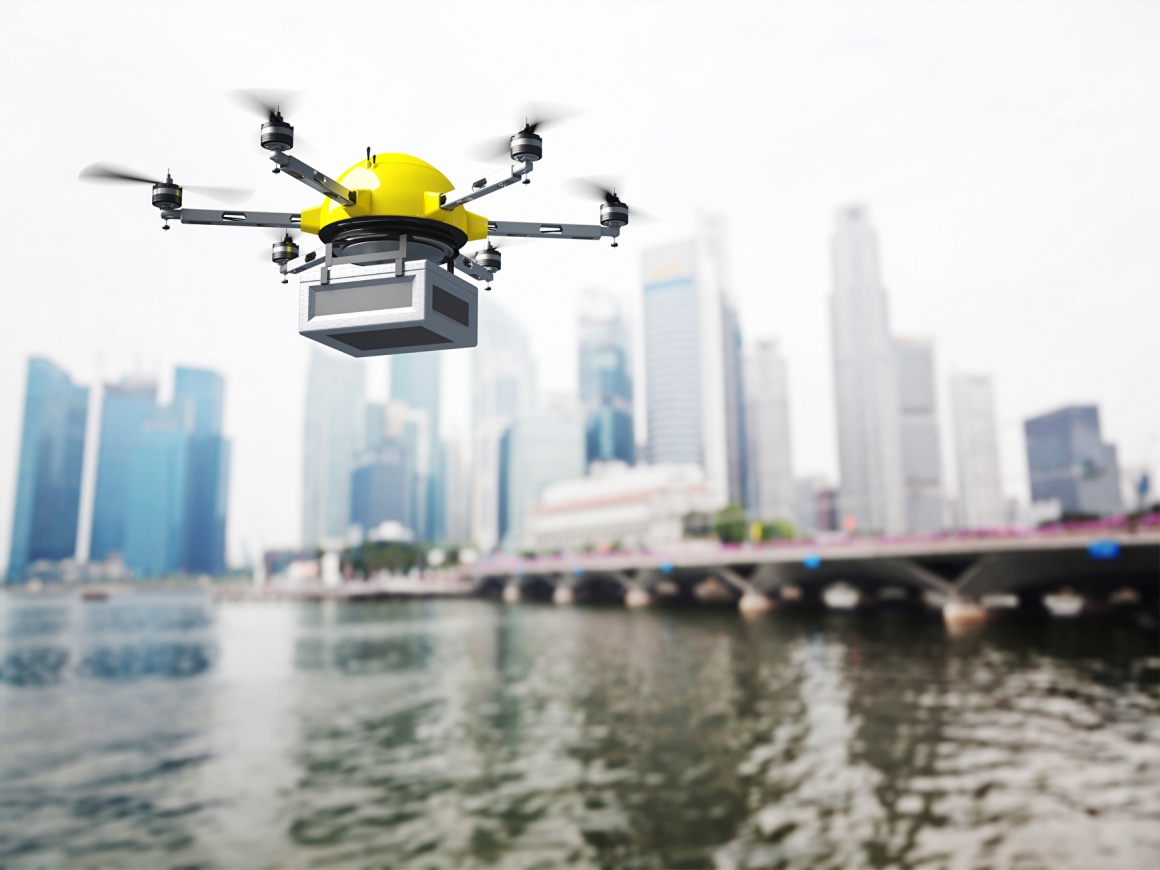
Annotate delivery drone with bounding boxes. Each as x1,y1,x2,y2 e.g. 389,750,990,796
80,94,634,357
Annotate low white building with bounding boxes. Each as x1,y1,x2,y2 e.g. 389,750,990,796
524,463,715,553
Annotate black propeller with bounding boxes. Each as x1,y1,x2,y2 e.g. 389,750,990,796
568,176,656,221
471,102,580,162
230,88,299,122
79,163,252,204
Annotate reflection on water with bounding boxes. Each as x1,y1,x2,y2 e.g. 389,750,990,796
0,592,1157,868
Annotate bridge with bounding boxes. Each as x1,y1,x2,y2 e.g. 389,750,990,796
462,528,1160,623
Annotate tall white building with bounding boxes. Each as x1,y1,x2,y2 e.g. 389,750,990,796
500,401,585,553
744,339,795,523
442,432,471,544
950,373,1006,528
471,302,536,552
830,205,906,534
641,218,737,508
302,348,365,547
895,338,945,533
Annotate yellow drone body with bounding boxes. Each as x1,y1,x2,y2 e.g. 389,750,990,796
299,153,489,241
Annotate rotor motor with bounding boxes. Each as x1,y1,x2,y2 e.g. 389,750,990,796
271,234,299,265
509,130,542,163
151,175,182,211
600,200,629,228
477,245,502,273
261,116,294,152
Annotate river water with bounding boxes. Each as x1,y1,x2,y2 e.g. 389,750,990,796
0,591,1157,868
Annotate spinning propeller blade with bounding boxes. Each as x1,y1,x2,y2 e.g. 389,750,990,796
230,88,300,121
567,176,657,221
470,102,581,161
79,163,253,204
79,162,159,184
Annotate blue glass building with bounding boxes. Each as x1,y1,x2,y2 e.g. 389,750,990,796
579,302,635,467
1025,405,1122,517
90,378,158,562
391,353,443,542
351,440,411,536
6,358,89,582
174,368,229,575
90,366,230,578
124,408,190,577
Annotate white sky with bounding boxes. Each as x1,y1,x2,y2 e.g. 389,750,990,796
0,0,1157,565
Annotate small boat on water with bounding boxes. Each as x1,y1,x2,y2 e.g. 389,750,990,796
81,589,109,602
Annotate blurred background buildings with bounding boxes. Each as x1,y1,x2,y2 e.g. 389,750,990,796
3,205,1147,581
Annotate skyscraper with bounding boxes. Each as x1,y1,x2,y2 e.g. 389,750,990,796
471,302,536,551
578,291,634,467
90,377,157,562
174,367,229,575
641,219,735,507
744,339,795,523
830,205,906,534
895,338,945,533
124,406,190,577
949,373,1005,529
302,348,365,547
442,433,470,544
391,352,443,541
1024,405,1122,517
6,358,89,582
351,439,411,538
500,403,585,553
720,293,748,506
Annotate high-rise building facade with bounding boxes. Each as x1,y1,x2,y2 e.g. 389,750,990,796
641,219,736,507
642,241,702,467
7,358,89,582
471,302,536,551
442,433,470,544
1024,405,1122,517
90,377,157,562
391,353,443,542
830,205,906,534
578,291,634,468
744,339,795,523
302,348,365,547
174,367,229,575
720,293,748,506
895,338,945,533
500,404,585,553
351,439,411,537
124,406,190,577
949,373,1005,528
86,367,231,578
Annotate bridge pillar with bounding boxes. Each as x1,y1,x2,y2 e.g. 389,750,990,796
502,582,522,604
625,586,652,608
552,583,574,605
738,590,775,615
942,598,988,632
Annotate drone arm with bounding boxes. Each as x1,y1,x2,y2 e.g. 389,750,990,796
269,153,356,207
286,251,324,275
163,208,301,229
450,251,494,282
439,162,534,211
486,220,614,241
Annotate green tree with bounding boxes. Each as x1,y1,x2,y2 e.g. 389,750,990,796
715,503,749,544
757,519,796,541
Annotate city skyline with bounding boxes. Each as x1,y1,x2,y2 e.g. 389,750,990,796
1,1,1157,566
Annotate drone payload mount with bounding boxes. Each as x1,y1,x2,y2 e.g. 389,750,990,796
82,102,634,357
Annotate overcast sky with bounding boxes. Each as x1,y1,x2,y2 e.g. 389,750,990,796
1,0,1157,565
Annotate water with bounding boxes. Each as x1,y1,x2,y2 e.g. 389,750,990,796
1,592,1157,868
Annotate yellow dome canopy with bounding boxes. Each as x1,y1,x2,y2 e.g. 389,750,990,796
299,152,487,241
